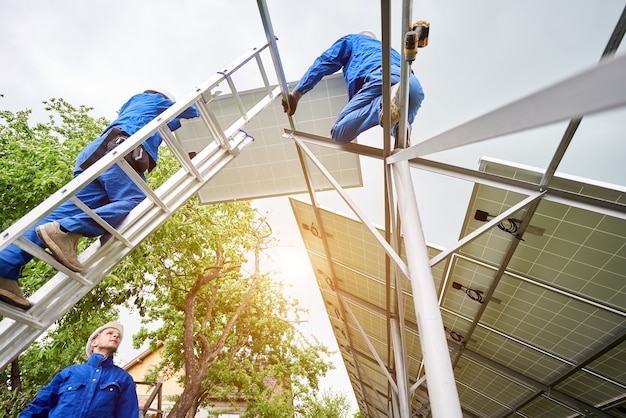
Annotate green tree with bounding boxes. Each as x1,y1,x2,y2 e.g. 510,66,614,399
114,192,334,417
298,388,353,418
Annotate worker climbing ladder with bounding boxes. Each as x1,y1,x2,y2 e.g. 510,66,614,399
0,39,284,369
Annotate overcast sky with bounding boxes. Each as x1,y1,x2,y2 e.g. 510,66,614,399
2,0,625,413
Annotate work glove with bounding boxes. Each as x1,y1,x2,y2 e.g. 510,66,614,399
282,91,302,116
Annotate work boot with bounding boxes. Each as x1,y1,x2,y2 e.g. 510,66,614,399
36,222,83,272
379,82,401,128
0,277,31,310
394,127,412,149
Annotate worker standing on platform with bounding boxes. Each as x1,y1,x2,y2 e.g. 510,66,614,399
282,29,425,144
0,90,199,310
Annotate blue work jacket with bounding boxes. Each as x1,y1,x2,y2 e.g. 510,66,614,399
77,92,199,173
293,33,403,99
20,353,139,418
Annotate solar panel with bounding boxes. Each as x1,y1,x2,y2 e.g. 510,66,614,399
175,73,362,203
291,156,626,417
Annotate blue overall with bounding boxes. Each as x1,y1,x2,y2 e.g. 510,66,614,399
20,353,139,418
293,33,424,143
0,92,199,281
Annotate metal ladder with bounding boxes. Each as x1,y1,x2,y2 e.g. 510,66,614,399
0,39,283,369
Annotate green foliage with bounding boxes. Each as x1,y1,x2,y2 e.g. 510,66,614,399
297,388,353,418
0,98,109,230
243,389,294,417
113,195,333,417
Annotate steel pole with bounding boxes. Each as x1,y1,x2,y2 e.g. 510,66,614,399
391,156,462,417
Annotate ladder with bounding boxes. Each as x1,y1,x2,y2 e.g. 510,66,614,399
0,39,283,369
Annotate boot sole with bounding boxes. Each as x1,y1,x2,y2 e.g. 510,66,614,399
378,83,401,127
36,226,83,272
0,288,31,310
389,85,401,126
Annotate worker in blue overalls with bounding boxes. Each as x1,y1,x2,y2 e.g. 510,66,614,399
0,89,199,310
282,31,425,144
20,322,139,417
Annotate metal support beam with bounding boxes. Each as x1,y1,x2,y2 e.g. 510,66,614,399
391,317,411,417
388,52,626,163
391,156,462,417
290,133,410,278
339,294,399,396
429,192,545,267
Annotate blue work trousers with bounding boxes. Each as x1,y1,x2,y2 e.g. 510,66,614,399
0,156,146,281
330,67,424,143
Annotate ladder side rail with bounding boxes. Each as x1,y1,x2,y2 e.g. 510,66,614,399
256,0,292,104
213,42,271,78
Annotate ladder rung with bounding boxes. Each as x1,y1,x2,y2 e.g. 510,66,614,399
0,306,45,329
221,75,248,122
69,196,134,248
117,159,171,214
14,238,91,286
158,126,203,180
196,99,231,148
254,54,272,93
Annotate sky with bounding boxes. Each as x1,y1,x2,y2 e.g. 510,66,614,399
2,0,625,414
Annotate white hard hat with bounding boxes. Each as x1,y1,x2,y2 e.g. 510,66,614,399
144,88,175,101
358,30,377,39
85,322,124,357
